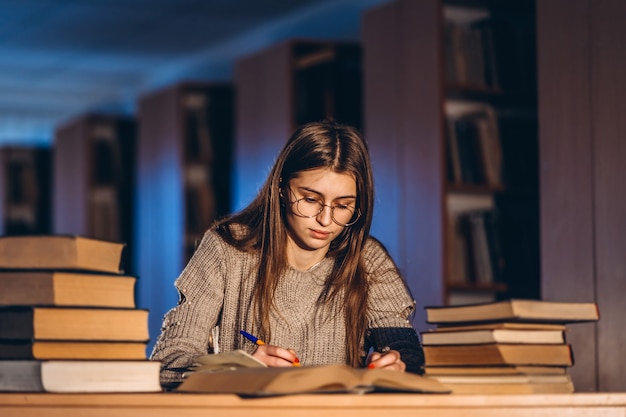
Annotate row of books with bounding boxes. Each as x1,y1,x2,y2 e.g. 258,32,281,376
0,235,161,393
0,147,51,235
445,100,503,188
421,299,600,394
446,191,504,289
444,15,500,90
448,207,504,287
444,8,536,94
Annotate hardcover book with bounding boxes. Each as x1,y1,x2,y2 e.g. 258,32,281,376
425,299,599,325
0,271,136,308
0,306,149,341
423,343,574,366
0,360,161,392
0,235,125,274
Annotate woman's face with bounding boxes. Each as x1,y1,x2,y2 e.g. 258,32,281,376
283,168,358,255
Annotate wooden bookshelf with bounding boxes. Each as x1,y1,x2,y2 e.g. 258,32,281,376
0,146,51,236
234,39,362,210
135,81,234,348
53,114,135,273
363,0,539,325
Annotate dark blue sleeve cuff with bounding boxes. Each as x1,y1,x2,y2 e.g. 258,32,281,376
365,327,425,375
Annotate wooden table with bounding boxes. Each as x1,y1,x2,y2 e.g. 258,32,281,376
1,392,626,417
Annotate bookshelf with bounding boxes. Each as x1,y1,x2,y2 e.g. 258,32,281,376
0,146,51,236
363,0,539,326
53,114,135,272
135,81,234,350
234,39,362,210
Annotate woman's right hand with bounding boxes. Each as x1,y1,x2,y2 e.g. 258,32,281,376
252,344,301,367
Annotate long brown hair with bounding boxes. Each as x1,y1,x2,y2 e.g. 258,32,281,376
216,120,374,367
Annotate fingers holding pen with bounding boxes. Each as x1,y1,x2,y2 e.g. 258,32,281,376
240,330,301,367
366,348,406,372
252,344,301,367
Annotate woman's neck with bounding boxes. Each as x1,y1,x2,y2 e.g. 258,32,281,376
286,239,328,271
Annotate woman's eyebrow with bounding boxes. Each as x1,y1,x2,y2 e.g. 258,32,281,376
297,186,357,200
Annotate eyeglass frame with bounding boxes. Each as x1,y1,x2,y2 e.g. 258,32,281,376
285,187,362,227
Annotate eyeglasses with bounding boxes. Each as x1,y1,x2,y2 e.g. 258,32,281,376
287,189,361,227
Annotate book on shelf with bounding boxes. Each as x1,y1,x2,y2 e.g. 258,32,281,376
460,210,494,285
176,363,450,396
0,235,125,274
445,100,503,188
443,7,500,90
184,92,214,161
448,208,505,287
445,193,495,288
425,299,600,325
0,340,148,360
0,306,149,341
91,132,121,186
89,186,122,243
421,328,565,346
423,343,573,367
0,270,136,308
0,359,161,393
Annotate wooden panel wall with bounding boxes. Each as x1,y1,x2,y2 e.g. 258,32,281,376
539,0,626,392
364,0,445,330
591,0,626,392
234,42,293,211
53,120,89,235
135,86,185,354
363,2,403,277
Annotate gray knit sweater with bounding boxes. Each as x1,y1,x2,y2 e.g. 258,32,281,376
150,228,422,386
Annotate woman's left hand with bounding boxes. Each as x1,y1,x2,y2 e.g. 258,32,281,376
366,348,406,372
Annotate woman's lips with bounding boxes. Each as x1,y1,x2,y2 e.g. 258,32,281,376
310,229,330,239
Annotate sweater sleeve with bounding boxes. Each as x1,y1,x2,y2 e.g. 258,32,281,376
362,237,425,374
149,229,227,387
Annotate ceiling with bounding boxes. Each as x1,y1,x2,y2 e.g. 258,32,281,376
0,0,390,146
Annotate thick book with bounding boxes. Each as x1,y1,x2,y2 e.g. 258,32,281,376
176,364,451,396
423,343,574,366
0,306,149,341
425,299,599,325
0,360,161,392
434,322,567,332
0,235,125,274
0,271,136,308
424,365,567,376
0,340,148,360
421,328,565,345
432,373,572,385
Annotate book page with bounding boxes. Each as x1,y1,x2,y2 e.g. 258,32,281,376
191,350,267,372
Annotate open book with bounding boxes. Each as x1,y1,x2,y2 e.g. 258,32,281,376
176,363,450,396
188,349,267,373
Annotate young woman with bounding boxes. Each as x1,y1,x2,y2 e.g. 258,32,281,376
150,120,424,387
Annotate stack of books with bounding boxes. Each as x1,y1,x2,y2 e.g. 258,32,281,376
0,235,161,393
421,299,600,394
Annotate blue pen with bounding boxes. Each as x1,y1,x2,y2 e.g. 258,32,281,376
239,330,265,345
